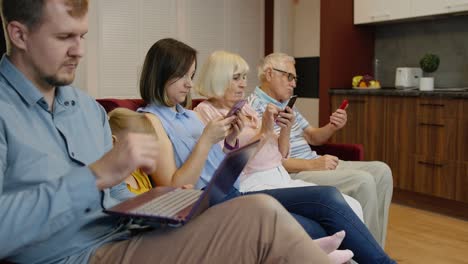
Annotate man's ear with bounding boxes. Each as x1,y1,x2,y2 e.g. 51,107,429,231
7,21,28,51
112,135,117,144
265,68,273,82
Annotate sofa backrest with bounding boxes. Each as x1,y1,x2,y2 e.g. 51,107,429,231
96,98,205,113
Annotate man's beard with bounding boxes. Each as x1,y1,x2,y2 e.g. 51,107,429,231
44,73,75,87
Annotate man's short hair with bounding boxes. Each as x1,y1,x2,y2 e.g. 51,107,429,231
195,50,249,98
1,0,88,52
257,53,295,82
1,0,88,28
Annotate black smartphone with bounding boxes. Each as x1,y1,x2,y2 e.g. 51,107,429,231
226,99,247,117
285,95,298,110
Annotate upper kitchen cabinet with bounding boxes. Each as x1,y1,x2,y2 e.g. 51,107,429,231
354,0,411,24
355,0,468,24
412,0,468,17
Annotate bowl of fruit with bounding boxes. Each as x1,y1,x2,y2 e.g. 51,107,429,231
352,75,381,89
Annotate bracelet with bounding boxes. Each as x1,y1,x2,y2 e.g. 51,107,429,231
224,138,239,150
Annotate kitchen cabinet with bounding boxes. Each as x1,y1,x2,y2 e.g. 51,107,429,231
330,95,385,161
354,0,411,24
384,97,416,189
412,155,457,199
411,0,447,17
330,94,466,205
355,0,468,24
460,100,468,162
411,0,466,17
416,98,459,160
456,162,468,203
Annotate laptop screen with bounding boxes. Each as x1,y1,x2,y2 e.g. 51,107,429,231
206,140,260,205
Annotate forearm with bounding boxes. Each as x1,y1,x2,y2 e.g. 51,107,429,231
0,167,101,258
171,136,213,187
282,158,322,173
278,129,290,158
305,123,337,146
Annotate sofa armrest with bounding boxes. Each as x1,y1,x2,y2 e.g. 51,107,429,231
310,143,364,161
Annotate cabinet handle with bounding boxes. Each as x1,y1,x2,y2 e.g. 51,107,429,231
419,103,445,107
446,3,468,9
418,161,444,168
418,122,445,128
370,13,390,20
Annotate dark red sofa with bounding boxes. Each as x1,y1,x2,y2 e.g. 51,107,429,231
96,98,364,161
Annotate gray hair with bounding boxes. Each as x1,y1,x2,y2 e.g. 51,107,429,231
257,53,295,82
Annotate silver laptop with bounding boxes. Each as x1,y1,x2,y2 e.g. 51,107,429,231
104,140,260,225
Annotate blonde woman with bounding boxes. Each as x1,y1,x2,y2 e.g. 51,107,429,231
192,50,395,263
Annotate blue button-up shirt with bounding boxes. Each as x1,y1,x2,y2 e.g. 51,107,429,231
0,55,129,264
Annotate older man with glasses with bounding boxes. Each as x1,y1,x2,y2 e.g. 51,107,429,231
247,52,394,248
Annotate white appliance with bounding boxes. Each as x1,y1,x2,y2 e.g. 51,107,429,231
395,67,423,89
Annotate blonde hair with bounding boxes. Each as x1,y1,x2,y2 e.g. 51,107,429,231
195,50,249,98
257,53,295,82
108,108,157,136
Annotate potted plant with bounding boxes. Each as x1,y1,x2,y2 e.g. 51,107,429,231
419,53,440,91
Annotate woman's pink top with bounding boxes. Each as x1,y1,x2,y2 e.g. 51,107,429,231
193,100,283,176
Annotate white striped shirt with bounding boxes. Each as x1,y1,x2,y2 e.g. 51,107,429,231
248,87,319,160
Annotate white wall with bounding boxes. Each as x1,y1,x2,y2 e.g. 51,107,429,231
75,0,264,98
273,0,320,127
273,0,294,55
293,0,320,57
292,0,320,128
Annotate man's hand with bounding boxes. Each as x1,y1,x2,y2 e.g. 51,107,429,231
329,109,347,130
90,132,159,190
277,106,295,132
260,104,279,134
307,155,339,170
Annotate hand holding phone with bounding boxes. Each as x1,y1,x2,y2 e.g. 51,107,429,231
339,99,348,110
225,99,247,118
284,95,298,111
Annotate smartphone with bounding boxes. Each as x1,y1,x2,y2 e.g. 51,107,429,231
225,99,247,117
285,95,298,110
339,99,349,110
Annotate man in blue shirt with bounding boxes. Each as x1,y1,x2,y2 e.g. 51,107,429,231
0,1,331,263
248,52,394,248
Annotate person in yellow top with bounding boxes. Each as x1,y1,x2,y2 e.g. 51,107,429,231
108,108,155,198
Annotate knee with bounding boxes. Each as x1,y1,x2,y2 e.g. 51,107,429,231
351,172,378,195
371,161,394,188
239,194,284,213
314,186,348,206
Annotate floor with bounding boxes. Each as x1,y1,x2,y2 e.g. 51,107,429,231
385,203,468,264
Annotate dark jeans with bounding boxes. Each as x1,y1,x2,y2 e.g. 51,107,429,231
224,185,395,264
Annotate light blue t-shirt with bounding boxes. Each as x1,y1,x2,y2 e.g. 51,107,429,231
0,55,131,264
248,86,319,160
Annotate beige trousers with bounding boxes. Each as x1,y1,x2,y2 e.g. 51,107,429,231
291,160,393,248
89,194,331,264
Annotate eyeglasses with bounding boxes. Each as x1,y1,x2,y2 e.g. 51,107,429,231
272,68,298,82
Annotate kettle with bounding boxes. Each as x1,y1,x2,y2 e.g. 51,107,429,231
395,67,422,89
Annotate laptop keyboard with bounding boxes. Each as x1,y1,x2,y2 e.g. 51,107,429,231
131,188,203,218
